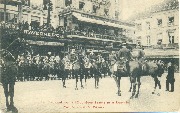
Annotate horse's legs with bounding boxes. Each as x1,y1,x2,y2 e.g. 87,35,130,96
9,83,15,109
130,77,136,99
129,77,132,92
153,76,161,95
152,76,158,94
113,72,118,87
117,76,121,96
135,76,141,98
97,71,100,88
62,71,66,88
94,70,98,88
3,84,10,109
80,76,84,88
95,75,97,88
75,71,78,90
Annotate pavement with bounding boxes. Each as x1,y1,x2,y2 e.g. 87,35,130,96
0,73,180,113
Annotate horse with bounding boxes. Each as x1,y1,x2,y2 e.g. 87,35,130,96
91,59,101,89
147,61,164,95
1,50,18,111
112,58,130,96
83,56,91,84
62,56,71,88
128,61,164,98
72,55,85,90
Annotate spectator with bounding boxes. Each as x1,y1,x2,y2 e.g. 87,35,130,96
166,61,175,92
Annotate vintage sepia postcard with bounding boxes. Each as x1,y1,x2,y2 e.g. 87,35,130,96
0,0,179,112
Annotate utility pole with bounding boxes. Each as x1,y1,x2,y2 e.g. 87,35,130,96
4,0,6,22
17,0,22,23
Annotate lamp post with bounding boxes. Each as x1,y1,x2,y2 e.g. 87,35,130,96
17,0,22,23
3,0,6,22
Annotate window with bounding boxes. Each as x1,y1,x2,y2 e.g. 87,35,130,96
157,33,162,45
93,5,98,13
115,11,119,19
147,36,151,45
146,22,150,30
168,16,174,26
168,32,175,44
104,8,109,16
79,2,85,10
157,19,162,27
65,0,72,7
137,23,142,31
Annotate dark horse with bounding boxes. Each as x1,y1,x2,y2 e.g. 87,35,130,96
73,55,84,90
113,58,131,96
91,60,101,89
1,50,18,111
128,61,164,98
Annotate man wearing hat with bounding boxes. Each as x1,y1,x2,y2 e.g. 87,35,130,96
1,50,17,111
166,61,175,92
118,43,132,73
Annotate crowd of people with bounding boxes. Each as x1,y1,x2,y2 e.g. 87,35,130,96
0,21,118,40
11,47,177,83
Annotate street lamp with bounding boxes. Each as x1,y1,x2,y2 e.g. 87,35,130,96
17,0,22,23
3,0,6,22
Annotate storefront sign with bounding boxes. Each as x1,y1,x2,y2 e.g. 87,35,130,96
23,30,64,38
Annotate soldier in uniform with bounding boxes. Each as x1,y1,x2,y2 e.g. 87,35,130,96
109,51,117,76
89,50,96,78
62,55,70,88
83,54,91,80
166,61,175,92
118,43,132,74
1,50,17,111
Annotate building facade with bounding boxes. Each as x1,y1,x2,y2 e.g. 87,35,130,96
0,0,135,56
135,8,179,48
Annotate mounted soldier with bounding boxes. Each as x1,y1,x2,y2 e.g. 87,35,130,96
136,46,146,72
117,43,133,74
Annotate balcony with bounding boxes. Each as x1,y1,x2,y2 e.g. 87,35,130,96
0,22,126,43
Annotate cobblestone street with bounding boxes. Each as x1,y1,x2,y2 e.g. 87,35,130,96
0,73,180,112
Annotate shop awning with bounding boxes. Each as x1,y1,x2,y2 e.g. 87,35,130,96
72,12,135,30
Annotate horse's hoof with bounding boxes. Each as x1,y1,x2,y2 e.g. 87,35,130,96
135,95,138,98
7,106,11,111
118,93,121,96
75,88,78,90
63,86,66,88
117,90,121,96
130,96,133,99
81,86,84,89
152,92,155,94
